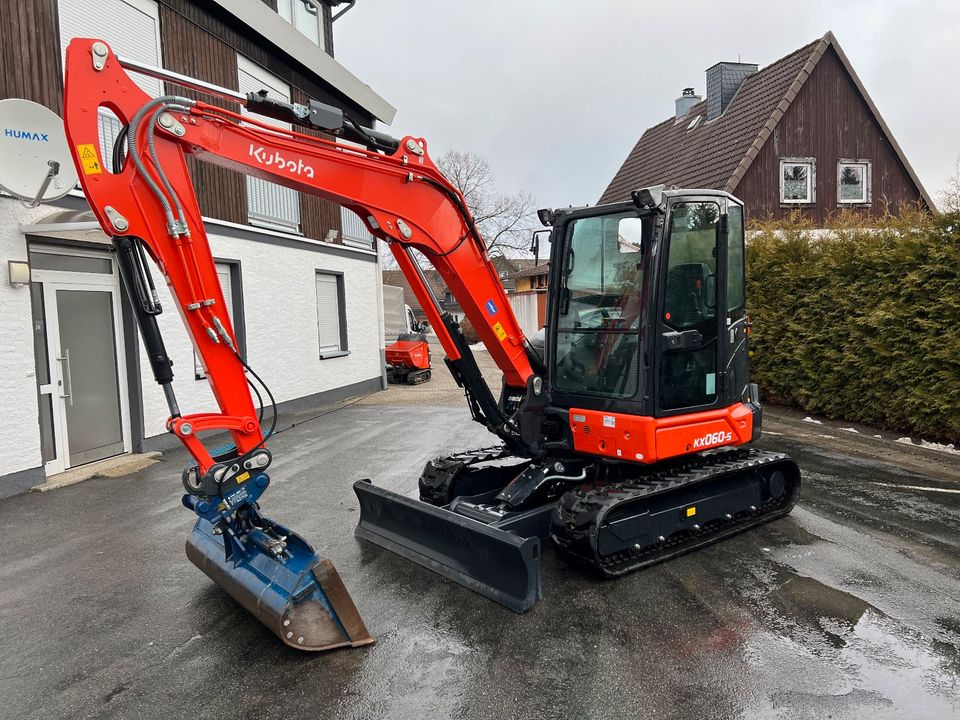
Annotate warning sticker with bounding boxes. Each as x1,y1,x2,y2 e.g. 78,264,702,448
235,471,250,484
76,144,102,175
492,322,507,341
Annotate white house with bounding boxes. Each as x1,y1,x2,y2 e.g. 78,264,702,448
0,0,396,496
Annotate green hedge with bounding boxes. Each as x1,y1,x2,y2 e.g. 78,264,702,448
746,210,960,443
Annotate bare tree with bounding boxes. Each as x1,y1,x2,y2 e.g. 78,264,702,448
939,154,960,212
436,150,538,256
378,150,537,269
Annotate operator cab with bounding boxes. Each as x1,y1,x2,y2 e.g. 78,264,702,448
539,188,750,421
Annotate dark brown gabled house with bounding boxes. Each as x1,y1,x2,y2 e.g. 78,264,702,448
599,32,934,224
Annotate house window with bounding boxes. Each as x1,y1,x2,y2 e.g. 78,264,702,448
196,262,244,379
237,57,302,233
340,208,375,249
316,272,348,358
837,160,871,205
779,158,816,204
277,0,326,50
58,0,162,172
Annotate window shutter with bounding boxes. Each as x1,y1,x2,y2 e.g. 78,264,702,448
316,274,342,352
59,0,162,171
59,0,162,97
237,58,301,232
340,208,375,249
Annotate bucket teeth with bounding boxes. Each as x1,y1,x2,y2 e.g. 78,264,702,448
186,517,373,651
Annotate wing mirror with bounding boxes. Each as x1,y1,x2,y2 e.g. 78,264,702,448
529,229,550,265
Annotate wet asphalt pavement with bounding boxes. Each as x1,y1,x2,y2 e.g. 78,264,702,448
1,397,959,719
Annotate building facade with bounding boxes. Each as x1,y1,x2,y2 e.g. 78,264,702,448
599,32,933,225
0,0,395,495
507,262,548,336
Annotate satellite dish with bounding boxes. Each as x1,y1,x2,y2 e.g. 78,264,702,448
0,99,79,205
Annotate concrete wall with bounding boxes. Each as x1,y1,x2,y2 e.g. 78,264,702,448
0,199,52,478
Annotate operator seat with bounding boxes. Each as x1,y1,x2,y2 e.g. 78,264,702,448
664,262,714,329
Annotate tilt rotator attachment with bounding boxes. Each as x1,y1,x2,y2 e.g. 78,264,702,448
184,483,373,652
113,234,371,651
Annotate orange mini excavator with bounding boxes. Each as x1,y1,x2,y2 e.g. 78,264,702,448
63,38,800,650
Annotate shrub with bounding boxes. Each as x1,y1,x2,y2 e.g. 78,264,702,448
746,208,960,443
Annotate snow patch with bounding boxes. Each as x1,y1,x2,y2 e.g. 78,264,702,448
469,342,487,352
918,439,960,455
840,427,860,434
895,437,960,455
802,416,823,425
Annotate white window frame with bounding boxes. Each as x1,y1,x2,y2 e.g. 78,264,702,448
316,271,349,359
276,0,326,51
779,157,816,205
837,159,871,205
195,262,240,379
58,0,162,172
238,56,302,234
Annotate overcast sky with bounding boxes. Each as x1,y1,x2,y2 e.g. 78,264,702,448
336,0,959,210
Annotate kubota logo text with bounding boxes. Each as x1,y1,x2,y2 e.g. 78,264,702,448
248,144,315,178
693,431,732,449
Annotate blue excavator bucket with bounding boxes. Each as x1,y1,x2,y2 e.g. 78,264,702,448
184,494,373,651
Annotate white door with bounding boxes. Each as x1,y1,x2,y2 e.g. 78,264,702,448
30,248,131,475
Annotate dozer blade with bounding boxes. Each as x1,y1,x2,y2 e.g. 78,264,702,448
353,480,542,613
186,517,374,651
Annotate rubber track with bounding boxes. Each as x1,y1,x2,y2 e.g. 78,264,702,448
550,448,801,578
438,445,512,467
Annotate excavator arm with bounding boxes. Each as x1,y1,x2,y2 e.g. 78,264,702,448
62,38,539,650
65,40,535,463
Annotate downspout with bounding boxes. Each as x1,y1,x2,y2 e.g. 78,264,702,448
302,0,355,22
331,0,356,22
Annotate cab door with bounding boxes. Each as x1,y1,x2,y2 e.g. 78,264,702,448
655,199,725,414
722,202,750,405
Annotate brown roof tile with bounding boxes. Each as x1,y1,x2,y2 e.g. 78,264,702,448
511,262,549,279
598,38,823,203
382,269,449,315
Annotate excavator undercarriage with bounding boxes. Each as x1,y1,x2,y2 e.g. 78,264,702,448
355,445,800,612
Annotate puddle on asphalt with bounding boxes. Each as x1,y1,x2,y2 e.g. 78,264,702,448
740,561,960,718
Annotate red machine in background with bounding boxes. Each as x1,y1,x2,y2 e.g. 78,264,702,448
385,334,431,384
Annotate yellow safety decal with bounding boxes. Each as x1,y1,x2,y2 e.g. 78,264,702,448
76,144,102,175
235,471,251,484
686,506,697,517
492,322,507,341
